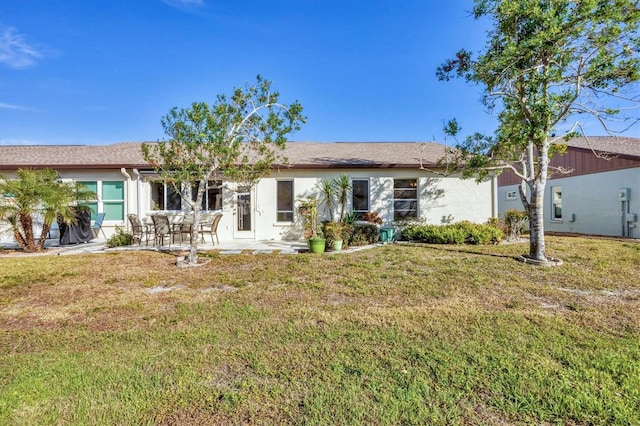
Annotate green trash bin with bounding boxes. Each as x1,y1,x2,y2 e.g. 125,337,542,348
379,227,395,243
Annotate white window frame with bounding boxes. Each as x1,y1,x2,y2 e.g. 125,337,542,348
393,178,418,220
150,181,182,211
276,180,294,223
77,180,125,221
551,186,562,221
193,180,223,212
505,190,518,200
352,179,370,217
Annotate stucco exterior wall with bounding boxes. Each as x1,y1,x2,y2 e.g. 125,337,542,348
242,169,494,241
418,176,494,225
1,169,130,245
1,167,495,245
498,167,640,238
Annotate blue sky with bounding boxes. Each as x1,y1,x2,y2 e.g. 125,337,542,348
0,0,632,146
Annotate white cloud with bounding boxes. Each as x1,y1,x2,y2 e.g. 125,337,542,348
0,102,36,111
0,26,43,69
0,25,44,69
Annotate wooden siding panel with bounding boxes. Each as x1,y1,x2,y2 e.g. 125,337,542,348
499,147,640,187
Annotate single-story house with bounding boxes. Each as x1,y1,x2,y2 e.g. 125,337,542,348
0,141,497,244
498,136,640,238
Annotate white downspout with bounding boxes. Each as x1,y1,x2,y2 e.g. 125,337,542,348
120,168,132,231
491,173,499,219
132,169,142,218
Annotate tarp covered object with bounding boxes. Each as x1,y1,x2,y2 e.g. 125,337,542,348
58,209,92,245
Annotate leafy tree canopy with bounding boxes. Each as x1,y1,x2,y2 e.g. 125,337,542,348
142,75,305,264
437,0,639,262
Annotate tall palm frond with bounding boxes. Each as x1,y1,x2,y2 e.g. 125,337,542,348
332,174,352,222
0,169,97,252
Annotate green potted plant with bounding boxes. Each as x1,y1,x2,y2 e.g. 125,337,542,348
299,197,325,253
324,221,344,251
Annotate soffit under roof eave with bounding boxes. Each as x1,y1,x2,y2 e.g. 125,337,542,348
0,162,441,172
276,163,429,169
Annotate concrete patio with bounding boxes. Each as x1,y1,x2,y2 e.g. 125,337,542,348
1,233,389,257
1,238,385,256
40,238,311,255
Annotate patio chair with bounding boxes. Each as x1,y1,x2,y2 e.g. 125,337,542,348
200,213,222,245
177,213,194,245
151,214,171,247
151,214,184,247
91,212,107,239
127,214,149,246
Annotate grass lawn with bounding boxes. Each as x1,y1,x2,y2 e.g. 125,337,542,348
1,236,639,425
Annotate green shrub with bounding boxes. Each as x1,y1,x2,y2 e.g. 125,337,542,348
348,223,379,246
455,221,503,244
106,226,134,248
340,224,355,247
401,221,502,245
486,217,502,229
412,224,466,244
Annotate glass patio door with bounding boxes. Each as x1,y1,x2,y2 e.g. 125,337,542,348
234,191,255,239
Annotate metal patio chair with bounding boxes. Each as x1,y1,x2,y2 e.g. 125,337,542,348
151,214,178,247
200,213,222,245
127,214,150,246
91,212,107,239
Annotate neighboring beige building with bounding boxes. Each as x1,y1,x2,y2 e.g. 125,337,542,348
498,136,640,238
0,141,497,244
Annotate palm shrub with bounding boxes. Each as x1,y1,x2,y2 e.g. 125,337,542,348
333,174,352,222
316,179,337,221
0,169,96,252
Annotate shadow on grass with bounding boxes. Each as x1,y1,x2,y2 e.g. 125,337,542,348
408,242,524,261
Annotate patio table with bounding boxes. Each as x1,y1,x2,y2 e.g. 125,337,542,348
146,212,194,245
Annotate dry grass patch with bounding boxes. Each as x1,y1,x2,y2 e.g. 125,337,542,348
0,236,639,424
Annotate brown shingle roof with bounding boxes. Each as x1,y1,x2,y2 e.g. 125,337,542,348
281,142,448,168
0,142,148,169
564,136,640,158
0,141,448,170
2,138,636,170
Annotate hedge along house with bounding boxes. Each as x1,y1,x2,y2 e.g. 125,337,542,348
497,136,640,239
0,141,497,245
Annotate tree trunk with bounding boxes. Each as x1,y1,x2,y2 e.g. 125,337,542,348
12,229,30,252
18,213,40,253
528,183,547,261
37,222,51,251
188,207,201,265
526,140,550,262
187,180,207,266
